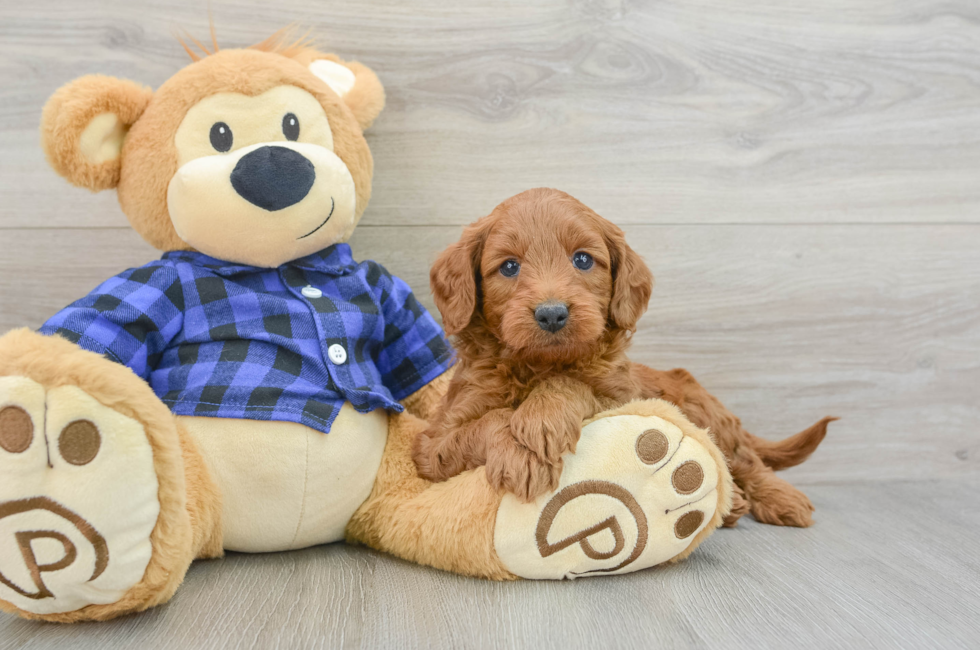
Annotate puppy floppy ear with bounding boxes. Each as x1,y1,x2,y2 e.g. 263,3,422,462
430,215,495,335
601,219,654,331
41,75,153,191
305,56,385,131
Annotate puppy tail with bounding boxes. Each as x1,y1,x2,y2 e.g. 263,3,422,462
747,416,837,471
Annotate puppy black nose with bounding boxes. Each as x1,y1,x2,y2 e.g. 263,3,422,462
535,302,569,333
230,146,316,211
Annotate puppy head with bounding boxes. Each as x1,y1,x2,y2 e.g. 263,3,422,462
431,188,653,362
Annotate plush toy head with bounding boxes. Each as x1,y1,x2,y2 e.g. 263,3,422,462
40,31,385,268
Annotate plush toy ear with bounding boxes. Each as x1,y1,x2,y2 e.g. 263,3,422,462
41,75,153,191
430,214,496,336
307,58,385,131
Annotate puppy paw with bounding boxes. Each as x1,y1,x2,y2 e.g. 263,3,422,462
485,436,562,502
509,409,579,467
723,485,750,527
749,482,815,527
412,431,463,483
493,405,729,579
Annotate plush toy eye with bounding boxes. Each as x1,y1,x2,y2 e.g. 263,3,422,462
209,122,233,152
572,251,594,270
500,259,521,278
282,113,300,141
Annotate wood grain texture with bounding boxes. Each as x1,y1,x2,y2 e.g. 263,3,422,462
1,480,978,649
2,0,980,228
1,0,979,647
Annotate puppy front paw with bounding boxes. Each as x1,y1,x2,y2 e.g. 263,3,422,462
412,430,467,483
509,409,580,467
485,434,562,503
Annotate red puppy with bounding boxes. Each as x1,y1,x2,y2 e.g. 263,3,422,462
414,188,833,526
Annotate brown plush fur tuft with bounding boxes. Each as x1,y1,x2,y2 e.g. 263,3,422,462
416,188,832,524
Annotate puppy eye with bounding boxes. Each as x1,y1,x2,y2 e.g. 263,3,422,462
282,113,300,141
209,122,233,152
572,251,594,271
499,259,521,278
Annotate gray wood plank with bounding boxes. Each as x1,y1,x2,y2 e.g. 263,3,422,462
3,0,980,228
1,224,978,484
2,479,978,649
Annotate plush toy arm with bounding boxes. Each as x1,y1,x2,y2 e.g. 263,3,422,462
37,260,184,379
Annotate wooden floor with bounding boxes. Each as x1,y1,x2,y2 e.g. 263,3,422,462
1,1,979,648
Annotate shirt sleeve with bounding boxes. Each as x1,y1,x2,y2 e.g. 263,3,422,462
38,260,185,380
371,262,455,400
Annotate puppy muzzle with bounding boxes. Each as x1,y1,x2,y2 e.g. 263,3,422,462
535,301,569,333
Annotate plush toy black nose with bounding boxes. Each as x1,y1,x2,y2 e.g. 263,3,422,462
230,146,316,211
535,301,569,333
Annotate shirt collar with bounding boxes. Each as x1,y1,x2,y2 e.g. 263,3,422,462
162,244,358,277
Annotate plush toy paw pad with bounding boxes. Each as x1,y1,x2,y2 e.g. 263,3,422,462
493,413,720,579
0,377,159,615
671,460,704,495
0,406,34,454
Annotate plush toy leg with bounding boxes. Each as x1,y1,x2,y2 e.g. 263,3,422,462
346,410,518,580
348,394,733,580
493,399,733,579
0,329,221,622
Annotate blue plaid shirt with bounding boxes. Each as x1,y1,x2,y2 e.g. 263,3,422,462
39,244,454,434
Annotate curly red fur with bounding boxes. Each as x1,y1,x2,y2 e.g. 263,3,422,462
414,188,832,524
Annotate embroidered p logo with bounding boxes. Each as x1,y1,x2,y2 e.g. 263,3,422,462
535,480,649,575
0,497,108,600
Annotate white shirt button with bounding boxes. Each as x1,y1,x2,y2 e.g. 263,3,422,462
301,285,322,299
327,344,347,365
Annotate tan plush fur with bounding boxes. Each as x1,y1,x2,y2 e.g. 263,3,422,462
0,329,222,622
415,188,832,525
176,420,224,560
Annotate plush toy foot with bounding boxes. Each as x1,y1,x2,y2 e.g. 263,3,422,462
0,375,159,617
0,329,212,622
494,400,733,579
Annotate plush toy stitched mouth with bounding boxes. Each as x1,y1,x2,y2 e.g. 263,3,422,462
298,196,335,239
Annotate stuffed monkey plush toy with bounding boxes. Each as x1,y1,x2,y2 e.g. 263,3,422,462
0,32,733,622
